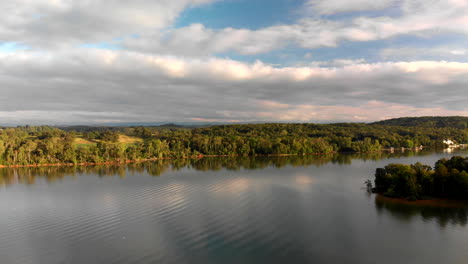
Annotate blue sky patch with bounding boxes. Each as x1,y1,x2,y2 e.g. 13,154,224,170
0,42,29,52
177,0,304,30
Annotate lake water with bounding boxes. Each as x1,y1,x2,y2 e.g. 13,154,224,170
1,150,467,264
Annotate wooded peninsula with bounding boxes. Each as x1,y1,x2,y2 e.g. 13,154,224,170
373,156,468,200
0,116,466,167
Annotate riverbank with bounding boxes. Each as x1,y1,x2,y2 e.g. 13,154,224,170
375,194,468,208
0,146,452,169
0,151,340,169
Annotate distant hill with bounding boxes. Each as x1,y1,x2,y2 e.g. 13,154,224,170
59,125,118,132
58,123,207,132
371,116,468,129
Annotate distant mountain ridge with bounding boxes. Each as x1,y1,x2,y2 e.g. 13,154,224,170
5,116,466,130
371,116,468,129
58,123,211,132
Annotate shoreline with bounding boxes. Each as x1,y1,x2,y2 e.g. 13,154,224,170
375,194,468,208
0,152,339,169
0,146,444,169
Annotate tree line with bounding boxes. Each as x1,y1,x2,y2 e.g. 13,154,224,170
0,121,466,166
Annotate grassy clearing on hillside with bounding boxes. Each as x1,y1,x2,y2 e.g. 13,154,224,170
72,134,143,148
118,134,143,145
74,137,96,147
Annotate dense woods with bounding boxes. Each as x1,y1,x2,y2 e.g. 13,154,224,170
0,117,466,166
373,156,468,200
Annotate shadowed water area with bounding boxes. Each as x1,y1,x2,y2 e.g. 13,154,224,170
1,150,467,264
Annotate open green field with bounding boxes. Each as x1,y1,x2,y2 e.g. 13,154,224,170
73,137,96,147
73,134,143,148
118,134,143,145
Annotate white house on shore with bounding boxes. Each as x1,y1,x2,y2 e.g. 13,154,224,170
443,139,456,145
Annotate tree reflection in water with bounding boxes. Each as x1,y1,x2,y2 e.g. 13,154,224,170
0,150,437,187
375,195,468,227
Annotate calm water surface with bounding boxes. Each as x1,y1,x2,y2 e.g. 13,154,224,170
1,150,467,264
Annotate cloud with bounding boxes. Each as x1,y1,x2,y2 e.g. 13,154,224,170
122,21,338,55
1,0,467,59
226,100,468,122
305,59,368,68
0,1,466,125
122,19,354,55
305,0,396,15
120,0,468,56
0,0,215,47
0,49,466,124
380,47,468,61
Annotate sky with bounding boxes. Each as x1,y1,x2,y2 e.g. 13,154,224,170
1,0,467,125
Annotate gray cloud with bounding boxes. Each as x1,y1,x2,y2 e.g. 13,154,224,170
380,47,468,61
304,0,396,15
0,50,466,124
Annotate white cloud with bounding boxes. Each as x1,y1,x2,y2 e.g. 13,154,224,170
0,0,216,47
451,50,467,55
120,0,468,56
1,0,467,57
450,49,468,55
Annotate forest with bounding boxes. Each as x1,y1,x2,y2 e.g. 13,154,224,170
373,156,468,200
0,116,466,166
